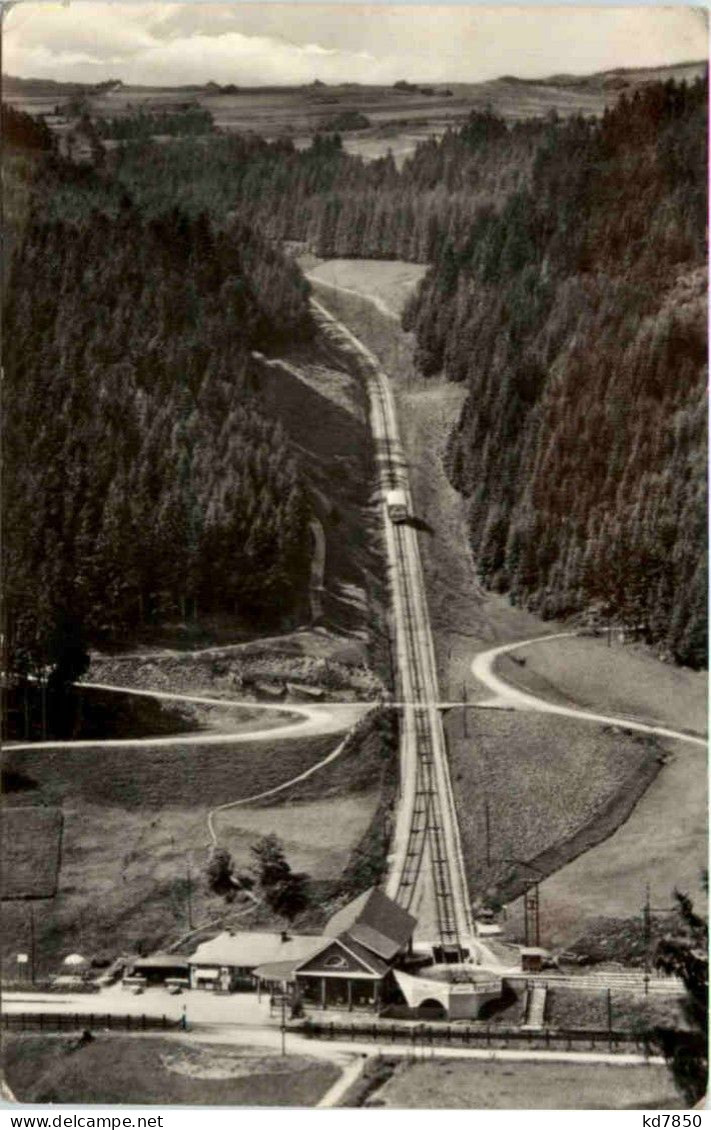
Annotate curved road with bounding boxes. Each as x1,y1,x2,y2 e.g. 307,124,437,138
471,633,706,748
7,683,370,751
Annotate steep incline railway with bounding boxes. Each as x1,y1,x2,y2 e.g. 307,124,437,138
311,298,475,960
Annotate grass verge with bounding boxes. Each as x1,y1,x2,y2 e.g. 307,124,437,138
497,636,707,736
371,1058,683,1109
546,989,686,1034
1,808,63,899
444,708,662,909
2,1034,339,1106
2,733,338,809
338,1055,398,1107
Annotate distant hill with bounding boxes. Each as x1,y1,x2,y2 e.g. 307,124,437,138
3,59,707,100
491,59,707,91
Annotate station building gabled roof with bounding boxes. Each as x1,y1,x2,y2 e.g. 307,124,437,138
324,888,416,959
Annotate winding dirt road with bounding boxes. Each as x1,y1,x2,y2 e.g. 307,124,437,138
6,683,370,751
471,633,706,748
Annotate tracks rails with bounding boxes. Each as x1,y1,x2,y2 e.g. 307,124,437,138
310,296,474,957
367,355,470,957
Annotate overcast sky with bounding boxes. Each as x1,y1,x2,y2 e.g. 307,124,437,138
3,3,707,87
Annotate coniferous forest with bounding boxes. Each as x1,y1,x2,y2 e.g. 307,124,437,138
408,81,708,667
3,118,314,687
3,75,707,687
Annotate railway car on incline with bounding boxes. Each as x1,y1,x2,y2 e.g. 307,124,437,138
386,489,409,524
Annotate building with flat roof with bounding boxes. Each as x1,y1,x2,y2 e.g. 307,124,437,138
129,954,190,985
188,930,320,992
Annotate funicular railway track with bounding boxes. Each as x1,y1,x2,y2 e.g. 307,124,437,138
390,521,462,954
311,297,474,957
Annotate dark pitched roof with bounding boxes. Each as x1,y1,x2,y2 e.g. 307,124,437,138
348,922,401,962
338,932,390,977
324,887,416,956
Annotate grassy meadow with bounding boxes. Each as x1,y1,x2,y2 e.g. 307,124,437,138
496,636,708,736
3,1034,339,1106
445,709,662,913
1,808,63,899
0,705,398,971
369,1058,683,1109
2,733,338,809
1,731,342,971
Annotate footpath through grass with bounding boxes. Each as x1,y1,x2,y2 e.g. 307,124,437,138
3,1034,339,1106
1,731,340,972
2,733,338,809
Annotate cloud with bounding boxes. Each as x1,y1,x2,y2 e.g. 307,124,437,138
119,28,397,86
3,3,708,86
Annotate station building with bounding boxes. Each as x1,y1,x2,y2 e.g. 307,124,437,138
188,930,320,993
181,885,506,1020
254,887,417,1010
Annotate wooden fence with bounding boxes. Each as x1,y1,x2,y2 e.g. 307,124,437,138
3,1012,179,1032
300,1019,650,1054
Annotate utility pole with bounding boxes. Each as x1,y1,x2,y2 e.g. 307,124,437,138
643,883,651,994
640,885,674,996
186,860,193,930
281,994,287,1056
40,677,47,741
505,859,543,948
523,882,540,948
462,682,468,737
29,905,36,985
485,800,491,868
607,987,613,1048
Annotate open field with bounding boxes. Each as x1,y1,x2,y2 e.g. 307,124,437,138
7,64,705,167
444,708,661,914
216,793,381,882
497,636,708,736
1,800,227,972
1,708,394,970
0,789,369,973
1,808,62,899
2,733,338,809
0,731,341,969
527,727,707,948
2,1034,339,1105
306,259,428,318
546,989,686,1033
369,1057,684,1109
